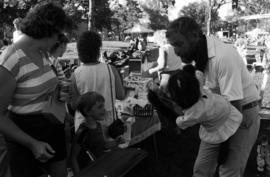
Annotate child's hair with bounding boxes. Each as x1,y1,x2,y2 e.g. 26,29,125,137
153,29,168,46
77,31,102,63
167,64,201,109
76,91,105,117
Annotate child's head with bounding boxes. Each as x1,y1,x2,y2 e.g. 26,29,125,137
77,31,102,64
167,65,201,109
76,92,106,121
153,30,168,46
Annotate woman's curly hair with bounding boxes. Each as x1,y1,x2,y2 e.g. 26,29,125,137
20,2,74,39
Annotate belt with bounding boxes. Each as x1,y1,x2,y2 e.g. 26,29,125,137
242,101,259,110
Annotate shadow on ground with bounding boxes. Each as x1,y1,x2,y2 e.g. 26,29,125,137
130,113,265,177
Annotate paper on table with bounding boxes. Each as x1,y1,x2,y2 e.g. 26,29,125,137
126,97,148,107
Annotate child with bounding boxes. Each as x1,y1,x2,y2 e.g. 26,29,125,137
71,92,165,177
170,65,244,176
149,65,243,176
71,91,125,175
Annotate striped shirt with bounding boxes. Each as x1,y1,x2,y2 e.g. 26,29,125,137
0,46,58,114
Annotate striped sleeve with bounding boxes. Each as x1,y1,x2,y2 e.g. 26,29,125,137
0,46,20,80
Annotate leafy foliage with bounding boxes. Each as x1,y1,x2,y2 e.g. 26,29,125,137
64,0,113,31
142,8,169,30
0,0,112,32
140,0,175,15
139,0,173,30
180,1,221,33
240,0,270,15
110,0,143,32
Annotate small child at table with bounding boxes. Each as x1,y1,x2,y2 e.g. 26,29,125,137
71,91,125,174
71,92,165,177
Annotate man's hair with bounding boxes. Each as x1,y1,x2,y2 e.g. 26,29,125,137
77,31,102,63
50,33,69,54
166,16,203,39
168,64,201,109
76,91,105,117
20,2,74,39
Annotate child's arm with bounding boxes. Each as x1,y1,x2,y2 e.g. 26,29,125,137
71,125,88,175
175,103,203,130
71,139,82,175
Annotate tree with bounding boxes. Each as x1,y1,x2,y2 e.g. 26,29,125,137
180,1,221,34
139,0,174,30
206,0,226,35
65,0,113,31
240,0,270,15
142,8,169,30
110,0,143,34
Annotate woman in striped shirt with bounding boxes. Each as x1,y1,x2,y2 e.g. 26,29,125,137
0,2,73,177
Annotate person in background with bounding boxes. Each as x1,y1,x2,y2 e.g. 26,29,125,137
234,38,247,65
148,29,182,91
49,33,69,83
12,17,23,43
166,16,260,177
137,34,147,51
0,2,74,177
70,31,125,138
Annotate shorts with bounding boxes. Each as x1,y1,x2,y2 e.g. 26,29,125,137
6,112,67,177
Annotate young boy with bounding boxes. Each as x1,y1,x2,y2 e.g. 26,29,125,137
71,91,125,175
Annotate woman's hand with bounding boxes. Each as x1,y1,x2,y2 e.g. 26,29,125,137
30,140,55,163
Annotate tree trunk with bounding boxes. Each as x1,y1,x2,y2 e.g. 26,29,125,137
88,0,92,30
207,0,212,36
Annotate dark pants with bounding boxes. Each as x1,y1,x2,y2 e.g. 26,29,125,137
6,112,66,177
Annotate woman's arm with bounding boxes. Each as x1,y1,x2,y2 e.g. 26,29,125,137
148,48,166,74
110,65,126,100
0,67,55,162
